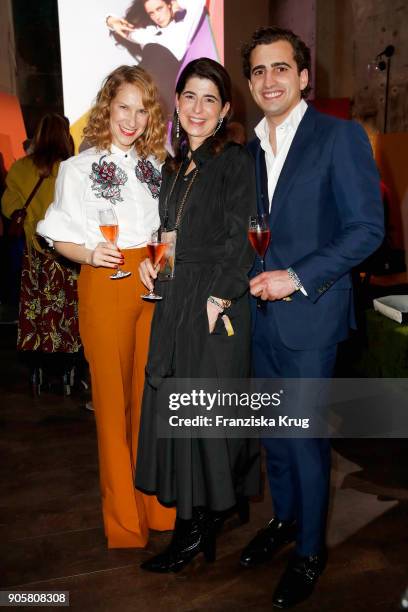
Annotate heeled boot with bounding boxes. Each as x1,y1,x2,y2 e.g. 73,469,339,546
140,507,216,573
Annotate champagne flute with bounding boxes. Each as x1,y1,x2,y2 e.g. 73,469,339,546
248,214,271,272
248,214,292,303
141,229,167,301
98,208,131,280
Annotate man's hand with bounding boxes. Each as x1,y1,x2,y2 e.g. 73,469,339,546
250,269,297,301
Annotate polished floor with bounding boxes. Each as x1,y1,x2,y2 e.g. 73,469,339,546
1,325,407,611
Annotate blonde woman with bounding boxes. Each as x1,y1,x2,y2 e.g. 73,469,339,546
37,65,175,548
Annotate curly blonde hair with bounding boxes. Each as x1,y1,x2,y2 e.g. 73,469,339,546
83,65,167,162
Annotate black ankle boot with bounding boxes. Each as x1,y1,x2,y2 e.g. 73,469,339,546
140,507,216,573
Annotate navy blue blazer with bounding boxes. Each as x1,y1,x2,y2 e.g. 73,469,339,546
248,105,384,350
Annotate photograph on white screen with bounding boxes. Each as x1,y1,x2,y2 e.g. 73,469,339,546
57,0,224,148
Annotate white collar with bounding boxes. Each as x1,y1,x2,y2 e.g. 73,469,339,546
255,99,308,144
109,143,139,162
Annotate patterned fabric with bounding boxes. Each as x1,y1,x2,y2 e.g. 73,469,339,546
89,155,128,205
17,247,81,353
135,159,161,199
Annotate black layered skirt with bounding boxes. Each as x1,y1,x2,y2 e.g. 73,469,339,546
135,261,261,519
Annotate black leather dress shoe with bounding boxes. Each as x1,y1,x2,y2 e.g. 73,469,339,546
272,552,327,608
240,518,296,568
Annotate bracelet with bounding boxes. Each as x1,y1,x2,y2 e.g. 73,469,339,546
207,296,232,312
287,267,302,291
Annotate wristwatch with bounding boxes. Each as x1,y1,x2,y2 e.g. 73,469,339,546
287,267,302,291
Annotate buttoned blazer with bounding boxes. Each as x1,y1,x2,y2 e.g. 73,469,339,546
248,105,384,350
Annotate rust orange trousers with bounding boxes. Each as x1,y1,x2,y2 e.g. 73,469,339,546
78,247,175,548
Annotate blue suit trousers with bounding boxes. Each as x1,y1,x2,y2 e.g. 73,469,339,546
253,306,337,556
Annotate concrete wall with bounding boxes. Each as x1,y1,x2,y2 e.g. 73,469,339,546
351,0,408,133
315,0,408,133
0,0,16,95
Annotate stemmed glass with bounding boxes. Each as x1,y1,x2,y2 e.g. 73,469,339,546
248,214,292,303
248,214,271,272
98,208,131,280
141,229,167,301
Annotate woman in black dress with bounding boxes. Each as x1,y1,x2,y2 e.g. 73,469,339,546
137,57,260,572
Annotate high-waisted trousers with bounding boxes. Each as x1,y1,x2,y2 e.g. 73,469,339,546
78,248,175,547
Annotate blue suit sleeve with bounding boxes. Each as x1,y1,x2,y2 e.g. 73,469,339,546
292,121,385,303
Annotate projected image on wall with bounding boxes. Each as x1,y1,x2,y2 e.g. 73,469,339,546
57,0,224,148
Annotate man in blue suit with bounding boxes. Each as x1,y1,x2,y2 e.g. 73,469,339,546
240,27,384,608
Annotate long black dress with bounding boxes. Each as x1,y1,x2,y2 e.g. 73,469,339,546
135,139,261,519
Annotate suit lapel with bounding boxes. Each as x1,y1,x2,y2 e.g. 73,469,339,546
255,145,269,216
269,105,317,226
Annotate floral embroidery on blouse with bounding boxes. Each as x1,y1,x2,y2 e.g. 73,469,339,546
135,159,161,199
89,156,128,205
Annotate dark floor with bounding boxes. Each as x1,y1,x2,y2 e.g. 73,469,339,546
1,324,408,611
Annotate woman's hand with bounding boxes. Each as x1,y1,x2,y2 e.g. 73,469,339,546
139,257,157,290
207,300,221,333
106,16,135,38
90,242,124,268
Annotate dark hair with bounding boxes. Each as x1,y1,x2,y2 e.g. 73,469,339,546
169,57,232,170
31,113,74,177
125,0,172,28
241,26,312,99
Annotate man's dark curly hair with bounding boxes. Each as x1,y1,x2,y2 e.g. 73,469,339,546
241,26,312,99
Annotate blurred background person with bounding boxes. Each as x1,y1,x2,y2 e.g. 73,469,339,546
37,65,175,548
1,113,79,394
226,120,247,145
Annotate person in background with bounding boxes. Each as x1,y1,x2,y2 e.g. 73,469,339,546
136,57,260,573
226,120,247,145
240,26,384,608
37,65,175,548
1,113,79,393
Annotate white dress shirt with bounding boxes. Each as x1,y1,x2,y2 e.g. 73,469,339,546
255,99,308,294
108,0,205,62
254,98,308,210
37,144,161,250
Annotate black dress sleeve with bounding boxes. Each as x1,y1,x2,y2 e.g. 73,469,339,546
209,145,257,300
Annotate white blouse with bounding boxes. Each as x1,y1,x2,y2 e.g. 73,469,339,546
37,144,161,250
